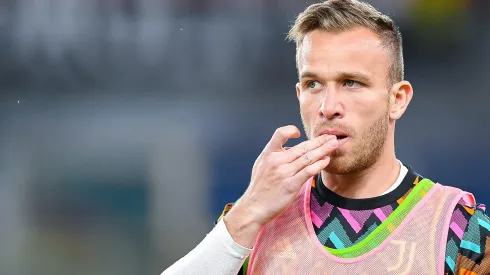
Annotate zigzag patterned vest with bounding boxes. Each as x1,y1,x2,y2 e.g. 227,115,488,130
247,178,474,275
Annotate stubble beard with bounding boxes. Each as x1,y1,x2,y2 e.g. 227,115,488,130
301,107,389,175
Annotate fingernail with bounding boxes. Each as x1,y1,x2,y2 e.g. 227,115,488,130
328,139,338,148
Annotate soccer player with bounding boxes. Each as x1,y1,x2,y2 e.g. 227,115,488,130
162,0,490,274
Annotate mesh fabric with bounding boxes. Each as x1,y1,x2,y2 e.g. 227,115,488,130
247,179,468,275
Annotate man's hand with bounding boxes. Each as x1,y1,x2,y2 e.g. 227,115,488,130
224,125,338,248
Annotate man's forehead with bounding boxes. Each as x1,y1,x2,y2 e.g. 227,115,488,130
297,28,389,72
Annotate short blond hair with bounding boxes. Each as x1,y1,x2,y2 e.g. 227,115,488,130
287,0,404,86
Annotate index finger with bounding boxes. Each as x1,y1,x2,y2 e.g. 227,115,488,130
283,134,335,163
263,125,301,153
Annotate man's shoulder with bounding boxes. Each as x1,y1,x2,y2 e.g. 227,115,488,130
451,200,490,273
405,173,490,273
413,171,482,207
453,196,488,226
430,180,488,217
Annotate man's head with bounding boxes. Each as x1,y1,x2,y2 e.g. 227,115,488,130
288,0,413,174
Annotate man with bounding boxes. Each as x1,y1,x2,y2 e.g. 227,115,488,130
162,0,490,274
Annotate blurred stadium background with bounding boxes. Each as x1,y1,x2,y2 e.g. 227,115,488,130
0,0,488,274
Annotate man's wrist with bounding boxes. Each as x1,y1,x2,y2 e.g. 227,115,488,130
214,219,253,259
223,205,263,249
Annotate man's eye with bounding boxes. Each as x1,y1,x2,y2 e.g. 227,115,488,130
344,80,362,88
306,81,320,89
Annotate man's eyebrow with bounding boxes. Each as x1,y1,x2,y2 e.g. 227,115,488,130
299,71,320,79
299,70,372,83
336,71,371,83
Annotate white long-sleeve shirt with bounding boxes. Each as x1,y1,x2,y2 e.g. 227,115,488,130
161,219,252,275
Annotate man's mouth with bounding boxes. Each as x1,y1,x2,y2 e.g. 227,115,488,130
335,135,348,141
317,129,349,140
316,129,350,147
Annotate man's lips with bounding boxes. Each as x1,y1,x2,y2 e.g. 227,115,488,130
316,129,350,147
317,129,349,140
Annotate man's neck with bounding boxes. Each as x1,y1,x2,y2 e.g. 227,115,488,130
321,146,400,199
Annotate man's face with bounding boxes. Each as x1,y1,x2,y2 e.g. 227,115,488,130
296,27,393,174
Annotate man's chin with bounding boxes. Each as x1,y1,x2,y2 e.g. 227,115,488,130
323,166,346,175
323,159,347,175
323,156,356,175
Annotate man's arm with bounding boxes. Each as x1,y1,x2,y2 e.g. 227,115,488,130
219,203,251,275
161,126,337,274
161,219,252,275
452,204,490,274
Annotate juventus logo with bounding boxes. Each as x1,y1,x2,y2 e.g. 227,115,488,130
387,240,417,274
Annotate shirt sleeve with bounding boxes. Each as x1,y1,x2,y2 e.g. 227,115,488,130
452,203,490,274
161,210,253,275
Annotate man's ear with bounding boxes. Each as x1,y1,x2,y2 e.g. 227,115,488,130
296,82,301,101
389,80,413,120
